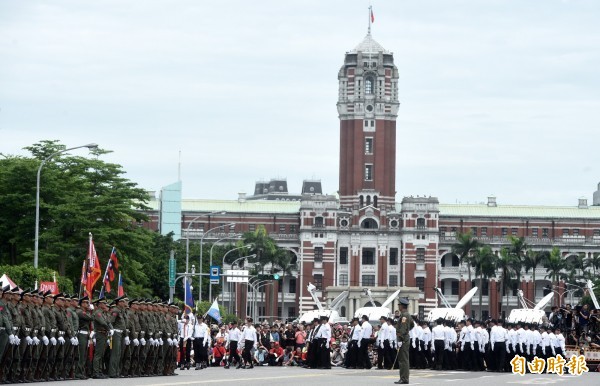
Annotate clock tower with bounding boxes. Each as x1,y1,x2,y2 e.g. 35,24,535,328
337,32,399,213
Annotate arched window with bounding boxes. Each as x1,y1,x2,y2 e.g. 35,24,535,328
365,76,374,95
417,217,426,229
373,196,378,208
360,218,378,229
366,195,371,206
359,195,364,208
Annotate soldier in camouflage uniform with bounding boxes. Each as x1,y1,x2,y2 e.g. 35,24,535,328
63,295,80,380
138,300,151,376
128,299,142,377
28,290,45,382
51,293,68,381
3,288,23,383
167,303,180,375
92,297,111,379
145,301,157,375
121,298,137,377
395,298,413,385
75,295,94,379
16,290,34,383
40,290,58,381
0,286,13,383
108,295,128,378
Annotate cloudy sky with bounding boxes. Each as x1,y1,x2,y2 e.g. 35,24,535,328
1,0,599,206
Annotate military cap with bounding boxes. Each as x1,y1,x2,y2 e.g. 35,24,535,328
399,297,409,306
93,296,107,305
351,317,359,322
129,298,138,306
320,315,329,322
78,295,89,305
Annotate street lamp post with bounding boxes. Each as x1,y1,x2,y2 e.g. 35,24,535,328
34,143,98,269
208,231,239,302
184,211,225,281
199,222,235,302
220,245,253,311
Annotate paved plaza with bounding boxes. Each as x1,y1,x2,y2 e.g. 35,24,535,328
43,366,597,386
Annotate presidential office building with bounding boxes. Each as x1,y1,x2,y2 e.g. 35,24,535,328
140,32,600,321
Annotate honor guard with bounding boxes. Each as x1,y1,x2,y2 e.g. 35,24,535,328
395,297,412,385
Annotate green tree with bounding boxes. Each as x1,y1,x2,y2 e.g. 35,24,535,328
523,250,548,301
451,232,479,286
544,247,566,305
496,247,519,313
0,140,163,299
471,245,496,319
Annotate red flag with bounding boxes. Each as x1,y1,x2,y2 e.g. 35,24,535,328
370,9,374,23
80,260,88,286
117,273,124,297
85,233,102,299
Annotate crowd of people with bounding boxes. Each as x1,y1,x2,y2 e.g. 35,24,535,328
177,311,410,371
0,286,179,383
176,304,599,374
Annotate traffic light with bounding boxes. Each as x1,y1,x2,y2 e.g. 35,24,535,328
273,274,280,280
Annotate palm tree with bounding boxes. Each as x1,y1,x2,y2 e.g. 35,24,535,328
496,247,519,314
508,236,526,285
523,250,548,302
451,232,479,286
587,253,600,277
544,247,566,305
471,245,497,319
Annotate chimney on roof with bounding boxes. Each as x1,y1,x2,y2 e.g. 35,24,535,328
578,197,588,209
487,196,497,207
238,192,246,203
594,182,600,206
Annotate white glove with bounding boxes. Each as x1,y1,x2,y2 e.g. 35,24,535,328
50,337,57,346
25,336,33,345
398,341,402,348
89,304,94,310
70,337,77,345
109,329,114,337
92,338,96,345
58,336,65,345
167,338,173,345
89,331,95,339
461,343,465,351
551,347,556,356
506,345,510,354
357,341,361,348
480,346,485,353
107,339,111,345
33,337,40,345
526,347,530,356
159,338,163,346
140,338,146,346
412,340,416,349
542,347,545,356
133,338,139,346
149,338,155,346
124,336,131,346
15,337,21,345
176,340,179,347
8,334,15,345
42,336,49,345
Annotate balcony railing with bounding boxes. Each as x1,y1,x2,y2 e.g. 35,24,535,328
440,234,600,245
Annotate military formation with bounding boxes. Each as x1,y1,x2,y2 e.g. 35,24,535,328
0,285,181,383
408,317,567,372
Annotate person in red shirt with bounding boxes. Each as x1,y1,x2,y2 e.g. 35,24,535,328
211,341,226,367
268,342,284,366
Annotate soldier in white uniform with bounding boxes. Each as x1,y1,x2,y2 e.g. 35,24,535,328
552,327,565,357
421,321,432,369
225,321,241,369
192,316,209,370
358,315,372,369
240,318,257,369
312,316,331,369
344,317,361,369
490,319,508,372
431,318,445,370
388,319,397,369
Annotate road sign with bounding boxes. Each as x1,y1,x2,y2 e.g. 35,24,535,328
210,265,220,284
226,269,249,283
168,258,176,287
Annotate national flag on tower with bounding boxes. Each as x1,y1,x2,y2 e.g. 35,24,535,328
85,233,102,299
370,7,375,23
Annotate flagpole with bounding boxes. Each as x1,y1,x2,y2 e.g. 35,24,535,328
368,5,372,35
79,259,86,298
99,247,114,297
